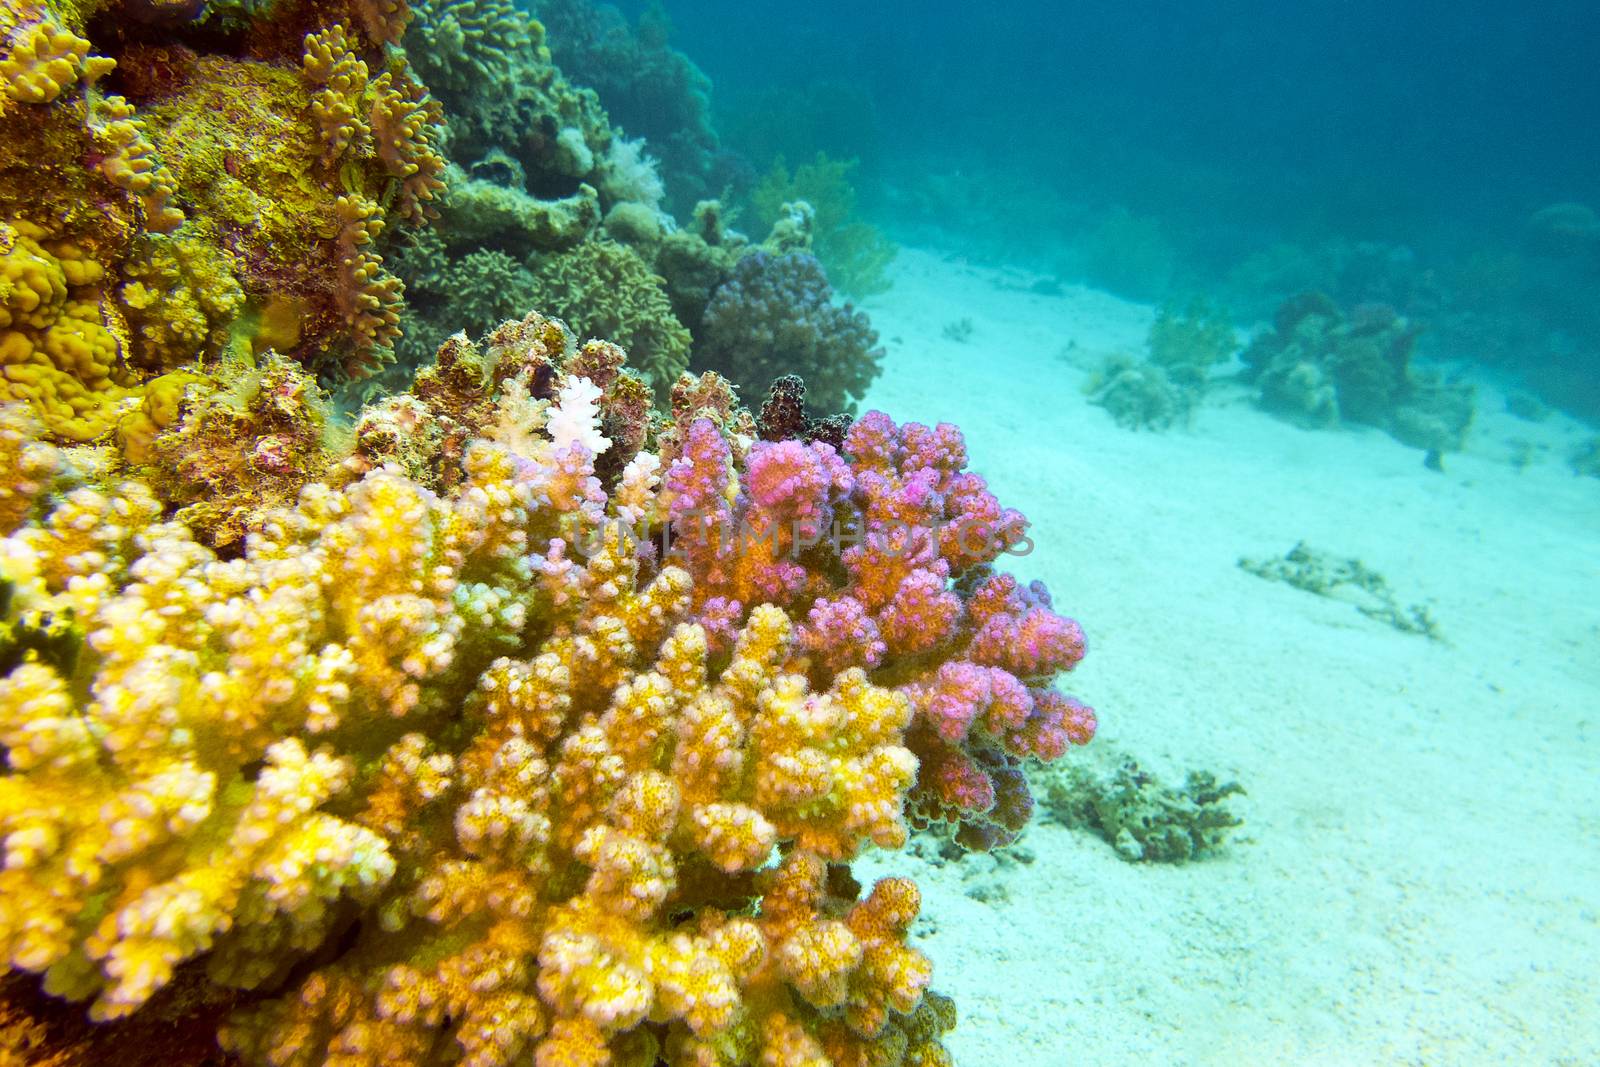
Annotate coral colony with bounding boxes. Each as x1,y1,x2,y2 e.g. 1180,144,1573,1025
0,0,1094,1050
0,304,1094,1063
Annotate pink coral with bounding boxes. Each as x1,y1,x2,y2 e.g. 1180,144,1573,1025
655,408,1095,849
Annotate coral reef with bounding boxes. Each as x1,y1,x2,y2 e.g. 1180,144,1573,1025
532,0,724,215
0,0,447,438
749,154,897,299
696,250,883,415
1239,541,1443,640
1242,293,1475,454
1085,353,1191,432
1044,756,1244,864
0,312,1097,1061
136,353,347,548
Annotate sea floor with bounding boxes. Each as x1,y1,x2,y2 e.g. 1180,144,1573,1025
853,248,1600,1066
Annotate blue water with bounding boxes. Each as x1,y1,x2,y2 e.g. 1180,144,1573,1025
603,0,1600,413
3,1,1597,1063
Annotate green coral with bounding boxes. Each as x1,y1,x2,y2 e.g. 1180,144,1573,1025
529,238,690,397
1044,756,1244,864
749,153,897,299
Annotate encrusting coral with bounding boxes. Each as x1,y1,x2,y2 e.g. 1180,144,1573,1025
0,309,1094,1064
0,0,447,440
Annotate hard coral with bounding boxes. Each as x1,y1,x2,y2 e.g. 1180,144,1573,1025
0,0,447,440
0,314,1091,1063
696,250,883,416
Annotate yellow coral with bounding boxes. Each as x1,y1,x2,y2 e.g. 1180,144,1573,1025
0,351,954,1063
118,230,246,367
0,20,113,105
0,220,132,441
333,195,404,375
368,70,447,222
83,95,184,235
351,0,412,45
299,24,370,166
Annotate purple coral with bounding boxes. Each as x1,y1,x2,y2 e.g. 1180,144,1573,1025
697,252,883,416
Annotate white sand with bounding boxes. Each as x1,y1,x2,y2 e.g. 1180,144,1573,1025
852,248,1600,1065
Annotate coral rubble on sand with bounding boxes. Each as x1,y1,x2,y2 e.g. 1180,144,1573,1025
1044,756,1244,864
1239,541,1443,640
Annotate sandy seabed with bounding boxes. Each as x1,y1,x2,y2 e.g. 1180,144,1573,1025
851,248,1600,1066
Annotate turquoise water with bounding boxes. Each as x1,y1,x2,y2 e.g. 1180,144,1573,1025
538,2,1600,1061
0,0,1596,1063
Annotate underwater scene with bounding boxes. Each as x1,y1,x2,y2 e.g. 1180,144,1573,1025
0,0,1596,1062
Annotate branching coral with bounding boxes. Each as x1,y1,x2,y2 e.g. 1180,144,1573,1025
0,19,112,106
335,195,407,376
0,313,1094,1063
696,250,883,415
529,238,690,399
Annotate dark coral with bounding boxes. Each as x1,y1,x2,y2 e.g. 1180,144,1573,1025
755,373,850,449
1243,293,1475,453
696,250,882,415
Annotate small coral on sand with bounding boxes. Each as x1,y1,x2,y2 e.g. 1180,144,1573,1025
1044,756,1244,864
1086,353,1192,432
